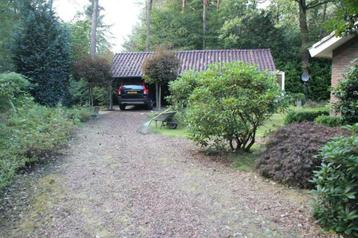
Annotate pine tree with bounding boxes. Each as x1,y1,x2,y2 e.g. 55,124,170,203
12,2,71,106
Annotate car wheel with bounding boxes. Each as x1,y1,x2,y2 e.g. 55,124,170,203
119,105,126,110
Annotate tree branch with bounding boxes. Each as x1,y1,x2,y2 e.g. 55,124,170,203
306,0,332,9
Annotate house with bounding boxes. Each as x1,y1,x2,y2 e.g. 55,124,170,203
111,49,285,91
309,33,358,106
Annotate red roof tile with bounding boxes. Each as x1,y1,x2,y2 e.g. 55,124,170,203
112,49,276,78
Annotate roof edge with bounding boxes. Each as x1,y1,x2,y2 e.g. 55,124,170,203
114,48,272,56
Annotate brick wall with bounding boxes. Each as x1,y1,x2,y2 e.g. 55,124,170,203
331,37,358,114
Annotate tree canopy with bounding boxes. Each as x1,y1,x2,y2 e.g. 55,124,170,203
142,48,180,109
124,0,355,102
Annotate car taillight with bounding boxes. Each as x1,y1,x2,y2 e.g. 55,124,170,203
116,86,123,95
143,84,149,95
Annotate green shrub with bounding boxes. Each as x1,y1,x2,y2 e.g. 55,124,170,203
284,108,329,124
168,70,202,125
312,125,358,237
0,73,91,189
315,115,344,127
168,70,201,110
68,79,107,106
0,73,30,112
68,79,88,105
0,106,78,188
186,62,282,152
334,64,358,124
65,106,92,122
256,122,347,188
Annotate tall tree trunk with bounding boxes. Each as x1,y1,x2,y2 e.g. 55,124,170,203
202,0,208,49
48,0,53,9
89,87,94,107
145,0,153,51
217,0,220,9
320,3,327,38
182,0,186,12
90,0,99,58
158,83,161,110
108,82,113,110
155,82,160,110
298,0,310,74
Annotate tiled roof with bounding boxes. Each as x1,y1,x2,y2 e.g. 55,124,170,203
112,49,276,78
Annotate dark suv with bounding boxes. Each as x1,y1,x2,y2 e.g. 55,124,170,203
116,81,153,110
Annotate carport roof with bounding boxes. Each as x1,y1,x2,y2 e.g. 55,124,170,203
112,49,276,78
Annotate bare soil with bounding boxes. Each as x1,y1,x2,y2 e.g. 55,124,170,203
0,109,337,238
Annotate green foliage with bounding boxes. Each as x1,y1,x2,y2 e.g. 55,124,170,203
143,48,180,109
219,10,293,60
168,70,201,110
142,48,180,85
0,71,91,189
285,107,329,124
279,59,331,102
312,125,358,236
315,115,344,127
68,79,107,106
124,0,225,51
11,2,71,106
0,104,91,189
125,0,333,103
256,122,347,188
73,56,111,107
65,106,92,123
74,56,111,87
334,64,358,124
68,20,91,62
68,79,89,105
289,92,305,102
326,0,358,35
307,59,332,101
0,0,20,72
0,73,30,112
92,86,108,106
186,62,282,152
68,0,113,60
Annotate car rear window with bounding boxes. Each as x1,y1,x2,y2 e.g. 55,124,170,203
122,85,143,90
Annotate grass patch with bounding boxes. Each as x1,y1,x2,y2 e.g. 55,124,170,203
256,112,286,138
150,112,287,139
229,144,264,172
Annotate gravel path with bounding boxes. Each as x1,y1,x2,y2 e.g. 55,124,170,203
0,109,335,238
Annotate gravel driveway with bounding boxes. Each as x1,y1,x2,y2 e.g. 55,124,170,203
0,109,334,238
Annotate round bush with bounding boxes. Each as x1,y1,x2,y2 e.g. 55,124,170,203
186,62,282,152
256,122,347,188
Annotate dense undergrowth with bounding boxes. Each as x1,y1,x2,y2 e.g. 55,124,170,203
0,73,91,189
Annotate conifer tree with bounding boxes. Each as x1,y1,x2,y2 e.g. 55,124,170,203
12,2,71,106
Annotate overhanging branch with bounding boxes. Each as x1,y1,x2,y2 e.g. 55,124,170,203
306,0,332,9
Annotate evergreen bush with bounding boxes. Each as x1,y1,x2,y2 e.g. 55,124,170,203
315,115,344,127
284,108,329,124
312,125,358,237
186,62,282,152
